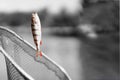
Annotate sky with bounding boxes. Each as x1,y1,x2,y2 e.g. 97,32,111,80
0,0,83,14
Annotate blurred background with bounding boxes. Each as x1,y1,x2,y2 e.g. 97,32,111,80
0,0,119,80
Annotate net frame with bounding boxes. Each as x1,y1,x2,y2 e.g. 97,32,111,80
0,26,71,80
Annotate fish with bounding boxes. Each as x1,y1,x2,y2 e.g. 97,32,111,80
31,12,42,57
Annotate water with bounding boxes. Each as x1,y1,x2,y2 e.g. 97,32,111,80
0,26,118,80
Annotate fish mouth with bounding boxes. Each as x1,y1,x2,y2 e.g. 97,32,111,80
31,12,40,25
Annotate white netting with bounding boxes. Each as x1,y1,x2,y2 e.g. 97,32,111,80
0,26,71,80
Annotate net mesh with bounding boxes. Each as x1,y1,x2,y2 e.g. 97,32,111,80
5,56,29,80
0,26,71,80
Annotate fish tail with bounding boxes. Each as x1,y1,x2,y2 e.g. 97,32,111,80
36,51,42,57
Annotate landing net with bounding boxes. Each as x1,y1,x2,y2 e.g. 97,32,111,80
0,26,71,80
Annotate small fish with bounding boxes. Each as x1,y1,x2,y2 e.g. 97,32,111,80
31,12,42,57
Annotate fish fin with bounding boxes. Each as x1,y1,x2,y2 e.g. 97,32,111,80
40,40,42,45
